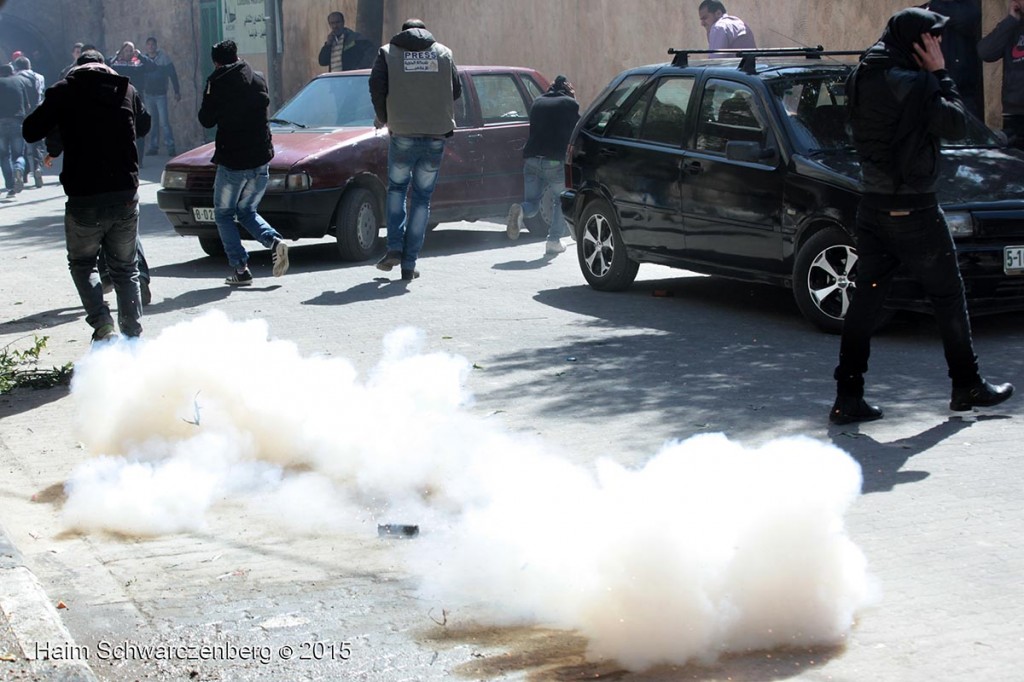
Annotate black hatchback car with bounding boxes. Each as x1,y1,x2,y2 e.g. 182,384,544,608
560,47,1024,332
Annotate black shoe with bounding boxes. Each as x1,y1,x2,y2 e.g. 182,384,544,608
376,250,402,272
400,268,420,281
829,396,884,425
225,269,253,286
950,379,1014,411
141,279,152,306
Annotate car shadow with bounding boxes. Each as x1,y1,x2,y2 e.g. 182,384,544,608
302,277,411,305
471,276,1022,448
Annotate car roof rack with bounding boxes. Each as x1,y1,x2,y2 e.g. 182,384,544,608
667,46,863,74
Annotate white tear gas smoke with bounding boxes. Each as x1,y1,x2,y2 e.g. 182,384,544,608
65,311,873,670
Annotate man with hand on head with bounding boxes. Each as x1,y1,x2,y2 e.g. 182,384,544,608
829,7,1013,424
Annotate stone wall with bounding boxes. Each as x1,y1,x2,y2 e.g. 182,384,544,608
0,0,1014,150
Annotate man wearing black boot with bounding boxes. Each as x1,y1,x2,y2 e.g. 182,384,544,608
831,7,1013,425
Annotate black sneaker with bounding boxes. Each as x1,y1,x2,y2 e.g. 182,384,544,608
829,396,883,425
13,169,24,194
91,323,117,344
225,269,253,286
33,167,43,188
950,379,1014,411
376,250,402,272
400,268,420,281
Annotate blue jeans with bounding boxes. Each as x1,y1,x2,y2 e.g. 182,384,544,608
835,204,979,395
0,118,25,190
522,156,568,241
386,135,445,271
213,163,283,270
65,201,142,337
143,93,175,153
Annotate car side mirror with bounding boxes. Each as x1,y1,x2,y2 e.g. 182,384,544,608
726,140,775,163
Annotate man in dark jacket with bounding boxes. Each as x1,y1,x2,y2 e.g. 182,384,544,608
0,63,31,198
318,12,375,72
368,19,460,281
979,0,1024,146
141,37,181,156
830,8,1013,424
198,39,288,285
22,49,150,343
924,0,983,119
506,75,580,255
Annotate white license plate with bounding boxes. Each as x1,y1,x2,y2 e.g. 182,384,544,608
1006,246,1024,275
192,207,216,223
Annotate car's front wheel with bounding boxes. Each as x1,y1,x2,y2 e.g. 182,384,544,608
335,188,382,261
577,198,638,291
198,236,225,258
793,227,861,334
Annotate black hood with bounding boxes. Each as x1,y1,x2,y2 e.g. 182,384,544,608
209,61,253,87
861,8,949,71
390,27,436,52
65,62,130,109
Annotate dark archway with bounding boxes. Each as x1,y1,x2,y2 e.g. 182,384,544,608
0,12,63,88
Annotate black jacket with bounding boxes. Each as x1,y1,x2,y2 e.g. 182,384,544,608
317,28,375,71
0,74,32,119
22,62,150,201
848,8,967,205
523,85,580,159
198,60,273,170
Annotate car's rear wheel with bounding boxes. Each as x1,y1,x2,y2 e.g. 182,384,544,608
793,226,891,334
198,236,225,258
577,198,638,291
335,188,382,261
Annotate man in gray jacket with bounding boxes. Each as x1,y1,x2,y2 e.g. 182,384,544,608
368,18,460,281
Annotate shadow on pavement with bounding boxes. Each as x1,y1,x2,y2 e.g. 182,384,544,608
491,253,559,271
302,277,410,305
144,285,234,314
2,305,84,333
0,384,70,418
831,414,1011,494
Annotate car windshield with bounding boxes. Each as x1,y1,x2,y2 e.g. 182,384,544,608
272,74,376,128
769,74,1003,153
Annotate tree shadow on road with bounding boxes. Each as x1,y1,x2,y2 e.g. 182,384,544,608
830,415,1011,494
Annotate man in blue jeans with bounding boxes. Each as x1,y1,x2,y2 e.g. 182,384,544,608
831,7,1012,424
198,40,288,285
507,75,580,255
369,18,460,281
142,37,180,156
22,49,150,343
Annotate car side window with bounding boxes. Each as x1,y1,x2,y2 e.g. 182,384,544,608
694,80,768,155
521,75,545,103
607,87,654,140
454,74,472,128
637,77,694,147
474,74,529,124
583,74,647,135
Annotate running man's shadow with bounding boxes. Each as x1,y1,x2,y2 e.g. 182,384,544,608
830,415,1009,493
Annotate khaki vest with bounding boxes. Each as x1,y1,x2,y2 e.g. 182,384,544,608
383,43,456,137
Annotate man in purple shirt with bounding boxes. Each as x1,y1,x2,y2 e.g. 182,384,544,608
698,1,756,54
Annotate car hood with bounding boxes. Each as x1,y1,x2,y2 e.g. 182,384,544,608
804,147,1024,206
166,127,379,171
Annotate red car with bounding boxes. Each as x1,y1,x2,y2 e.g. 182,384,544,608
157,66,551,260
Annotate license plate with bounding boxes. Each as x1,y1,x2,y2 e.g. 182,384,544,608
1006,246,1024,275
192,207,216,223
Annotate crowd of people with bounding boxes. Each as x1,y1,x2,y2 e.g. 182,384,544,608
6,2,1021,419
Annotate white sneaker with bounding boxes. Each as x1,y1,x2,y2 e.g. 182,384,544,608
272,239,289,277
506,204,523,240
545,239,566,255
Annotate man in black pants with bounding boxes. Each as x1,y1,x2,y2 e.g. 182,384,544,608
830,7,1013,424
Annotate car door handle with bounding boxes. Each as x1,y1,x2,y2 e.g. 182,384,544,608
467,134,484,142
682,160,703,175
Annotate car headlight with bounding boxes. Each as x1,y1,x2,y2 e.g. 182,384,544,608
161,170,188,189
265,172,311,192
945,211,974,237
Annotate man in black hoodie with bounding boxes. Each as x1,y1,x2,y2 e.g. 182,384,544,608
198,40,289,286
22,49,150,343
829,8,1013,424
506,75,580,256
